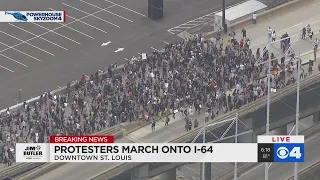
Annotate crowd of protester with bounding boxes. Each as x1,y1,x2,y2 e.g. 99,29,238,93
0,24,316,167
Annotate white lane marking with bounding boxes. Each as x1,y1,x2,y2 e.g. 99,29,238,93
0,54,27,67
0,30,54,56
238,163,264,178
240,133,320,178
101,41,111,46
49,8,108,34
124,58,129,61
163,41,169,45
299,122,308,128
9,23,68,50
32,22,80,45
80,0,133,22
171,26,193,30
62,2,120,28
310,20,320,25
137,52,142,55
177,172,191,180
105,0,146,17
57,22,94,39
212,164,222,171
168,29,183,32
151,47,159,51
283,23,303,31
167,0,246,33
192,176,199,180
193,20,206,22
0,5,116,54
179,24,201,27
0,41,41,61
0,64,14,72
46,17,94,39
305,132,320,142
184,165,200,174
114,48,124,52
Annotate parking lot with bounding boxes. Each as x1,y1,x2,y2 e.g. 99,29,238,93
0,0,146,76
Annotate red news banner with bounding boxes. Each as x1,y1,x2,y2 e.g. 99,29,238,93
50,135,115,143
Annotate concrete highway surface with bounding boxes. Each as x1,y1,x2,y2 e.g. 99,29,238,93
29,0,320,180
0,0,246,110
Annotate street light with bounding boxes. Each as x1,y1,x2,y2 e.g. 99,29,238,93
222,0,227,34
201,121,205,180
264,37,272,180
253,33,301,180
18,89,22,103
294,53,301,180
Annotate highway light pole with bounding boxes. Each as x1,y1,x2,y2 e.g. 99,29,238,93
294,53,301,180
234,113,238,180
255,32,304,180
264,37,272,180
18,89,21,103
201,122,206,180
222,0,226,34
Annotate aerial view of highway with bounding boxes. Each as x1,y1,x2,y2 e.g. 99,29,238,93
0,0,320,179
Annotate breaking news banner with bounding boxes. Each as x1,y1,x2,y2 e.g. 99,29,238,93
15,135,258,163
15,135,304,163
0,11,66,22
257,135,305,163
49,143,257,163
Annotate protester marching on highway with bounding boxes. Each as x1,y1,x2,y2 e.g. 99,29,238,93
0,23,318,168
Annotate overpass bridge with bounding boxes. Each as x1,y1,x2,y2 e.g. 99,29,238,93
89,73,320,180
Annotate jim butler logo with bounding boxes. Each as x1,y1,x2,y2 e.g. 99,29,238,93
24,145,42,156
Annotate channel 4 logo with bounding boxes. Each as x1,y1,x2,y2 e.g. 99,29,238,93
274,143,304,162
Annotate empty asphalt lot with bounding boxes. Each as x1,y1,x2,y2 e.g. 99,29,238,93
0,0,246,109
